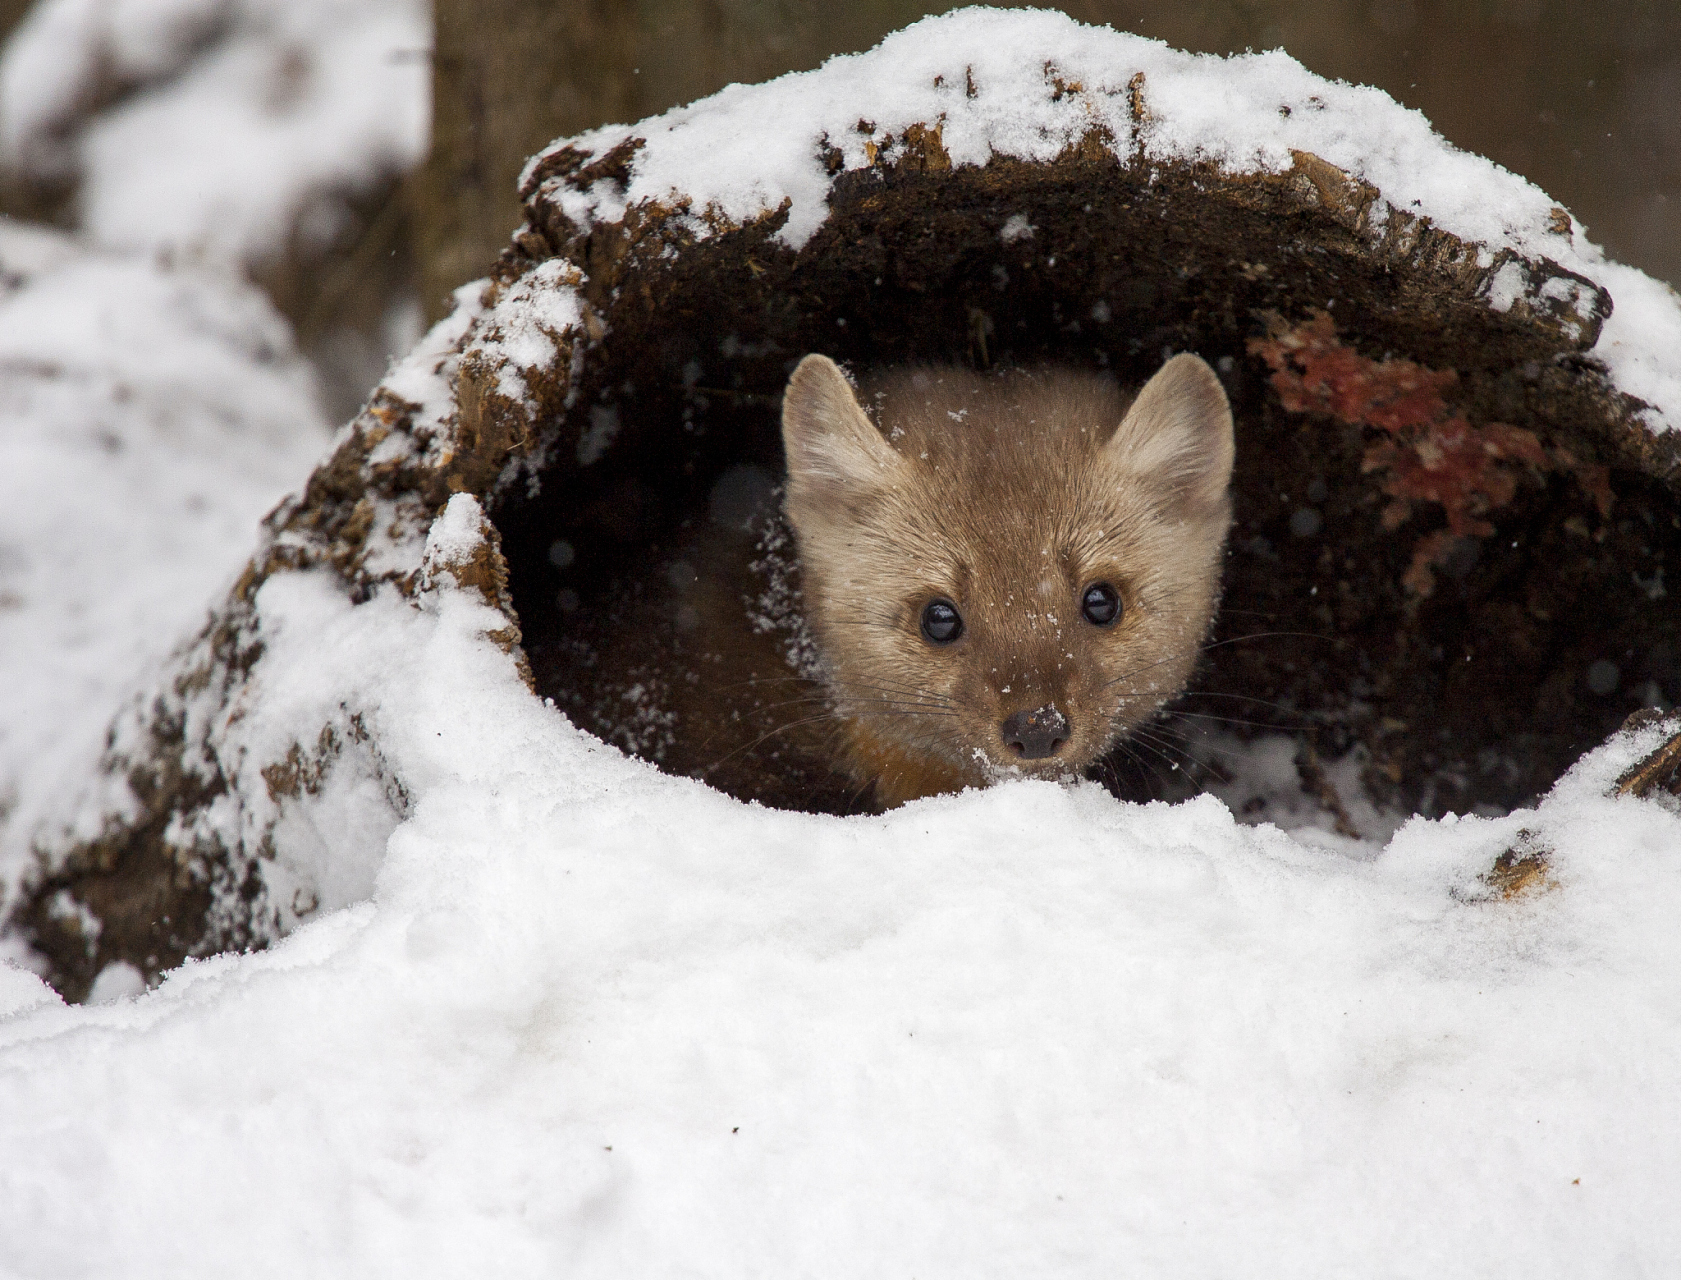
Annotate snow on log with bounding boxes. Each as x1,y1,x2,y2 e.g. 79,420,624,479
8,8,1681,998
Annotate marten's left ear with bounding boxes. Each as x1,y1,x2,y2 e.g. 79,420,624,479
1102,353,1234,516
781,354,901,501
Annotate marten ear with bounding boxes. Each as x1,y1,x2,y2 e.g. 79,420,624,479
781,355,900,498
1102,352,1234,516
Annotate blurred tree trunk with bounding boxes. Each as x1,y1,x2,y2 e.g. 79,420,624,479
415,0,640,320
413,0,927,318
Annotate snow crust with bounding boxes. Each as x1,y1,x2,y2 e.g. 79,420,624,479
471,257,585,404
527,6,1681,433
422,491,495,568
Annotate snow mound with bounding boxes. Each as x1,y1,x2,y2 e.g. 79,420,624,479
1,558,1678,1273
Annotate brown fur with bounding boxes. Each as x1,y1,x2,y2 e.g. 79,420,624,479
781,354,1235,808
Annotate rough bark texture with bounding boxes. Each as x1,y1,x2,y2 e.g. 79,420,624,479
9,90,1681,996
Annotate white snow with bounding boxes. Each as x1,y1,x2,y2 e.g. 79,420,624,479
1486,259,1528,313
467,256,586,405
0,218,330,908
421,491,495,571
1,556,1678,1275
525,6,1681,434
0,7,1679,1273
999,212,1035,243
0,0,225,186
0,0,429,272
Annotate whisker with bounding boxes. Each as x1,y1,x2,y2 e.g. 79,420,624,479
1171,689,1315,714
1160,710,1301,732
1111,738,1180,796
1197,629,1346,654
735,691,957,719
1102,630,1337,694
712,672,958,715
828,680,958,709
698,709,848,774
1129,726,1228,780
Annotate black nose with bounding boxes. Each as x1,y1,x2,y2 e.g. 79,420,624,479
1000,705,1070,760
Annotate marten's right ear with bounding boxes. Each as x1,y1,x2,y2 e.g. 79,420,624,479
1102,352,1235,518
781,355,900,498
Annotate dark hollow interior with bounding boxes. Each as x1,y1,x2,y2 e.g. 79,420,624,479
491,156,1681,820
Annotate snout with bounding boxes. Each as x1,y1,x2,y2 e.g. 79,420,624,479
1000,704,1070,760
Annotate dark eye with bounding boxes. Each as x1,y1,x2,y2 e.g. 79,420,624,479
920,598,964,645
1081,582,1122,626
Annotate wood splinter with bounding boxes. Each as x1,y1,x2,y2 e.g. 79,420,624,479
1613,708,1681,800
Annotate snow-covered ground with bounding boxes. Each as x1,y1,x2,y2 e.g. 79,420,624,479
0,218,330,909
0,0,431,417
2,538,1679,1275
0,6,1679,1275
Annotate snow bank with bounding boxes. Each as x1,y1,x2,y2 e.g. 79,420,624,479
0,0,429,270
2,543,1678,1274
527,6,1681,433
0,218,329,909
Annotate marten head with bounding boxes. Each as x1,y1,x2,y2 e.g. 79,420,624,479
780,353,1235,808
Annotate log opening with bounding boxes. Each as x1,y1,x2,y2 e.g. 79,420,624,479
489,143,1681,817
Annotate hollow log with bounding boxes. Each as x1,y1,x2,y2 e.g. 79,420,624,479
8,10,1681,999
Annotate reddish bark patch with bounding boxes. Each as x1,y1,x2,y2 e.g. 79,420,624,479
1250,310,1615,595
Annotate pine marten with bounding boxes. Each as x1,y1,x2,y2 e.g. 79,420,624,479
779,353,1235,808
537,352,1234,813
